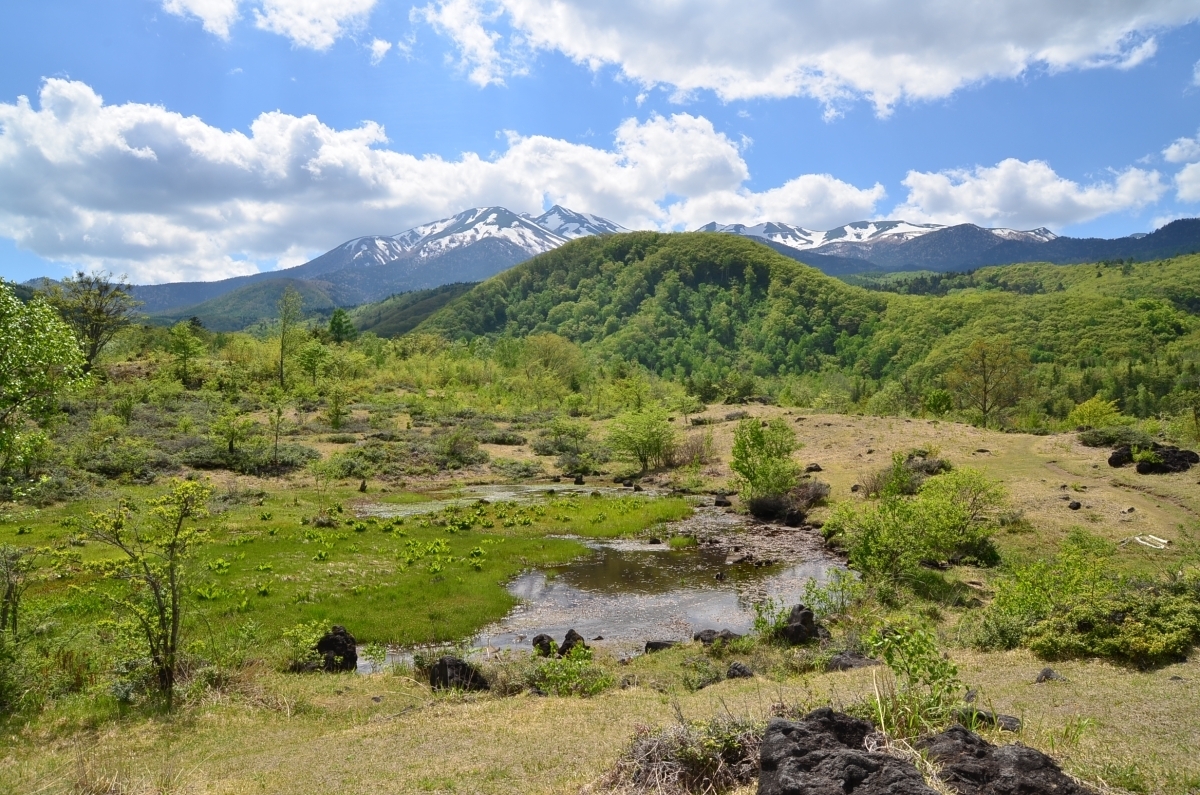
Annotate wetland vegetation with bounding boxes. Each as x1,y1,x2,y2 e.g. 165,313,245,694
1,233,1199,794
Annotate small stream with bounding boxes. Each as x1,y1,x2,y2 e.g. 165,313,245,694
354,486,843,671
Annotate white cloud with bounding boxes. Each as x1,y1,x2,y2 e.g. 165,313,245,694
415,0,1199,115
1175,162,1200,202
0,80,886,283
163,0,241,38
1164,132,1200,163
254,0,377,50
164,0,378,49
369,38,393,64
894,158,1165,230
1193,58,1200,86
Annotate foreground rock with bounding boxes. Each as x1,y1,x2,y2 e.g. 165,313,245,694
825,650,881,672
779,605,825,645
315,625,358,672
428,656,489,691
919,724,1095,795
759,708,936,795
559,628,588,656
694,628,743,645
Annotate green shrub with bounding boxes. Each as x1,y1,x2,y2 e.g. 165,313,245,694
433,428,488,469
1067,396,1129,429
731,417,801,515
528,644,613,696
1024,587,1200,667
1077,426,1154,448
864,622,964,737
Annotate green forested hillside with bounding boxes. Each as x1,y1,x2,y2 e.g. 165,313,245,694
150,278,340,330
417,233,1200,418
350,282,477,337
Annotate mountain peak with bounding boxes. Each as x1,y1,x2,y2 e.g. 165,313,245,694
533,205,628,238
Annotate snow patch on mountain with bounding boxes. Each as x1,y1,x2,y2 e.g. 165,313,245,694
699,219,1058,252
532,205,629,238
389,207,569,261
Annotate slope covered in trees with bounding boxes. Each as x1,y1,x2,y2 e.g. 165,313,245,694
417,233,1199,415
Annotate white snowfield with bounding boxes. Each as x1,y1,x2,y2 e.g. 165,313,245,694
697,219,1057,250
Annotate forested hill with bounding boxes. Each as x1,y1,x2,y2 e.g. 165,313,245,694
417,232,1200,408
419,233,885,379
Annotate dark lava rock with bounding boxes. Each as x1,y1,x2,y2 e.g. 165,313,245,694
1068,501,1082,510
975,448,990,453
951,707,1023,733
1035,666,1066,683
559,628,587,657
826,651,882,672
759,708,936,795
804,463,823,473
315,625,358,672
358,478,368,493
428,656,489,691
622,480,633,487
727,661,753,678
714,495,733,507
918,724,1095,795
551,475,561,483
693,628,743,645
850,484,862,493
573,475,586,485
648,537,663,544
779,604,821,645
531,633,554,657
1110,443,1199,474
783,509,805,527
633,484,644,492
644,640,678,653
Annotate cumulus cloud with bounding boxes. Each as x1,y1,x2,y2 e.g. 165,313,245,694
1175,163,1200,202
163,0,377,49
415,0,1198,115
0,80,887,283
1164,132,1200,163
894,158,1165,230
163,0,241,38
369,38,393,64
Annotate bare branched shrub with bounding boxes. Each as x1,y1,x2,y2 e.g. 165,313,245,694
675,431,716,467
788,480,830,512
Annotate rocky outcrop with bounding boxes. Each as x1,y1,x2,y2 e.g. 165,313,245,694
918,724,1095,795
531,633,555,657
694,628,743,645
759,708,936,795
559,628,587,657
825,651,881,672
1108,443,1198,474
779,605,824,645
315,625,358,672
727,661,754,678
645,640,678,653
428,655,489,691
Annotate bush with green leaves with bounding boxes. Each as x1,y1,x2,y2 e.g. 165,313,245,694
967,531,1200,666
1066,396,1130,429
730,417,801,515
607,408,677,473
1077,425,1155,448
824,466,1004,582
528,643,614,696
864,622,964,737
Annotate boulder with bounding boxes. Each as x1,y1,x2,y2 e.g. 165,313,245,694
951,707,1023,733
531,633,555,657
779,604,821,645
644,640,678,653
759,708,936,795
1035,666,1066,683
1110,443,1199,474
559,628,587,657
918,724,1095,795
826,651,881,672
727,661,753,678
1068,501,1082,510
783,509,805,527
804,463,823,473
714,495,733,507
315,625,358,672
428,655,489,691
573,475,586,485
693,628,743,645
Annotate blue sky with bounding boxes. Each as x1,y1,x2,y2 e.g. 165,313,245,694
2,0,1200,283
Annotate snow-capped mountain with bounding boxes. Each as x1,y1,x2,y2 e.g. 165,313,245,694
132,205,616,314
699,219,1055,252
531,205,629,239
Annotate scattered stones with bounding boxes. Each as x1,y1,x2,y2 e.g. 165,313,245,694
428,656,489,691
559,628,587,657
726,661,753,679
918,724,1094,795
951,707,1023,733
804,463,823,473
1121,506,1136,514
779,604,822,645
866,448,875,454
1035,666,1066,683
826,650,881,672
315,625,358,672
644,640,678,653
1068,501,1082,510
531,634,554,657
693,628,743,645
759,708,936,795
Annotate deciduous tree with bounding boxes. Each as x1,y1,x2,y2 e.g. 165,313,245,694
946,338,1029,427
43,270,141,374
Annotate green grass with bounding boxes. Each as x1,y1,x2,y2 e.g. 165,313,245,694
6,483,692,646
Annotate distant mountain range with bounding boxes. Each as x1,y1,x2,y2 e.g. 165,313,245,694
702,218,1200,274
86,202,1200,331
